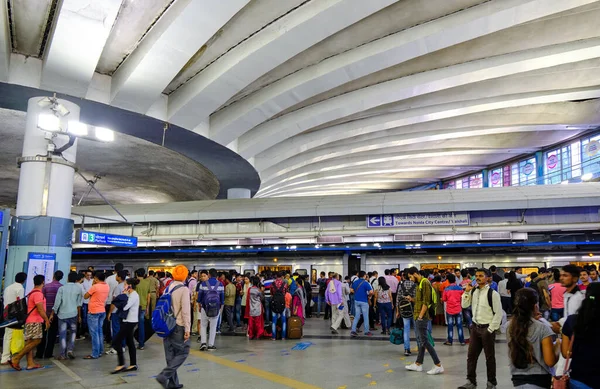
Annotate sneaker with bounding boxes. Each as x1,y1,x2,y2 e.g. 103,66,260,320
197,337,202,343
216,331,221,335
331,329,339,334
443,341,452,346
405,363,423,372
200,343,208,351
67,352,75,360
105,348,117,355
364,332,373,336
136,346,144,350
350,332,358,338
404,350,411,356
458,381,477,389
427,365,444,375
460,342,466,346
207,346,216,351
486,382,497,389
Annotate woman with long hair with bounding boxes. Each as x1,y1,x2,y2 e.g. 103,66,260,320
110,278,140,374
374,276,393,335
507,288,559,389
244,276,264,340
560,283,599,389
292,278,306,325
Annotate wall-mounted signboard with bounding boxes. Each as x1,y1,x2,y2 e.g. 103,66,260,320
76,229,138,248
367,213,470,228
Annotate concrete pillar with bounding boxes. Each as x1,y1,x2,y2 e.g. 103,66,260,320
5,97,80,293
227,188,251,199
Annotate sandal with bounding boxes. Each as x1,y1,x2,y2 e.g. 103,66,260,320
83,355,97,360
26,364,42,370
124,365,138,372
9,360,21,371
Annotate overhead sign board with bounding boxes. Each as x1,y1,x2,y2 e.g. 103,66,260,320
76,229,138,248
367,213,470,228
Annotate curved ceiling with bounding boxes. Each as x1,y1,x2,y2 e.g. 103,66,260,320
2,0,600,198
0,108,220,208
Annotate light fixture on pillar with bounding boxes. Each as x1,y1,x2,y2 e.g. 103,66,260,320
36,96,114,155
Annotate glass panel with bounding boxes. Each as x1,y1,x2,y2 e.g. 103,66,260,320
561,145,572,181
511,163,519,186
545,149,560,184
519,158,536,186
571,140,581,178
469,173,483,188
462,177,470,189
490,168,503,187
503,165,511,187
455,179,463,189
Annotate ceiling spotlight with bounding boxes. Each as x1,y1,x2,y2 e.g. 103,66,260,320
95,127,114,142
273,246,279,250
360,243,367,247
38,113,61,132
68,121,88,136
581,173,593,181
235,245,241,249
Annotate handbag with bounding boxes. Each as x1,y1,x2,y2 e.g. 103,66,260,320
10,329,25,354
552,334,573,389
389,326,404,345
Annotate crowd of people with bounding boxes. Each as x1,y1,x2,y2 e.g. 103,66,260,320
1,262,598,389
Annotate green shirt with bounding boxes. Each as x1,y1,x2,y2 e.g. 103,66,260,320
225,283,236,306
137,278,152,310
414,277,433,321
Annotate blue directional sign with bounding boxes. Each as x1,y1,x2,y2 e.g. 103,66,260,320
77,229,138,248
367,213,470,228
367,215,382,227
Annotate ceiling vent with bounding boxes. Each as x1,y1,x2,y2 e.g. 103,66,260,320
238,238,264,245
169,239,194,246
480,232,512,240
317,236,344,244
394,234,424,242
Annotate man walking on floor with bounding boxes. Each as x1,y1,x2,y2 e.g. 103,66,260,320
197,268,224,351
350,271,373,337
1,272,26,365
156,265,191,389
405,267,444,375
326,273,351,334
458,268,502,389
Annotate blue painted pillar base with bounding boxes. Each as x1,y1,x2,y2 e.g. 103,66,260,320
6,216,73,291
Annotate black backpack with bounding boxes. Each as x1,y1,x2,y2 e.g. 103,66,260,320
470,287,496,315
1,290,41,329
270,283,286,314
318,279,327,296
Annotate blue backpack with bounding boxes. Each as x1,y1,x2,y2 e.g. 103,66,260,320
152,284,184,338
203,282,221,317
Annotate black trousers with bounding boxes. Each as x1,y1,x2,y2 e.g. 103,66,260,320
112,321,137,367
104,304,112,342
36,316,58,358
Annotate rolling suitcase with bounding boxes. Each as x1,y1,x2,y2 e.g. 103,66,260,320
287,316,302,339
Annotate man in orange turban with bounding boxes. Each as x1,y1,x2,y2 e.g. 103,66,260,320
172,265,188,283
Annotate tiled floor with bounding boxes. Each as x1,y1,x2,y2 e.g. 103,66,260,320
0,318,512,389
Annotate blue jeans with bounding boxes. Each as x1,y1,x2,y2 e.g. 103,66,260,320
138,309,146,347
402,317,415,351
59,316,77,357
349,294,356,316
235,297,242,326
463,307,473,335
551,308,563,322
446,313,465,344
378,302,393,331
272,312,287,339
87,312,106,358
81,303,88,331
317,295,325,316
264,297,272,322
351,301,370,333
570,379,593,389
111,314,125,347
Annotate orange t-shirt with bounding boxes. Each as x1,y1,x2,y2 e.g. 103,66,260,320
285,292,292,309
88,282,109,314
26,289,46,323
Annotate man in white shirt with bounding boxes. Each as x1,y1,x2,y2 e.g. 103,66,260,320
81,270,93,337
459,268,502,389
1,272,27,364
104,263,124,343
497,273,511,315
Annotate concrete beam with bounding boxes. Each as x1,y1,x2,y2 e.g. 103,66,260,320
210,0,597,146
41,0,122,97
257,125,574,187
110,0,250,114
238,38,600,159
258,148,540,194
253,87,600,172
167,0,397,131
0,0,10,82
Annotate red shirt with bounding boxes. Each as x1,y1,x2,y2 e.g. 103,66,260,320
442,284,464,315
26,289,45,323
270,279,288,295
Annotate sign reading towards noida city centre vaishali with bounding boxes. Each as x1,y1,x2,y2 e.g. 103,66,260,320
367,213,470,228
76,229,138,248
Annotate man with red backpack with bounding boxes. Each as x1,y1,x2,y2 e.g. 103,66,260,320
197,269,224,351
269,271,288,340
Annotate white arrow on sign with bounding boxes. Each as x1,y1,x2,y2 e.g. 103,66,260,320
369,216,381,225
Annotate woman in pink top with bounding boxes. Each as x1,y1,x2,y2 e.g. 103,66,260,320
548,269,566,321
